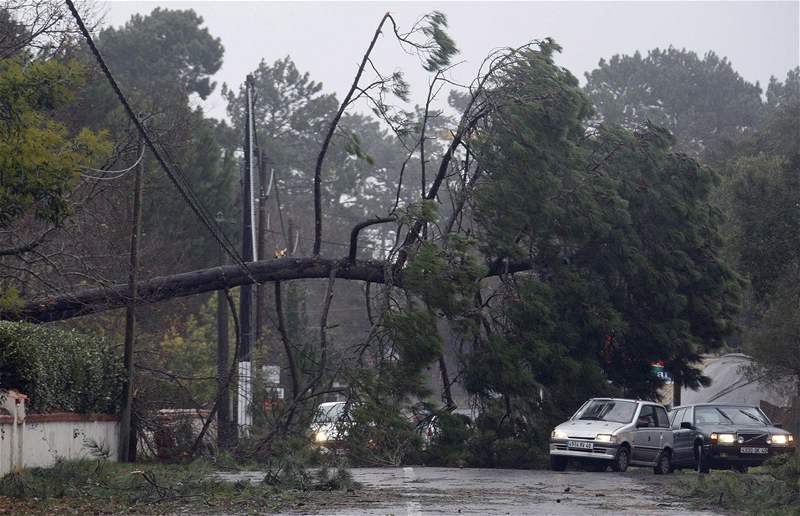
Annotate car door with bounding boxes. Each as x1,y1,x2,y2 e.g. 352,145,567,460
670,408,690,464
675,407,696,465
654,405,672,457
633,404,659,463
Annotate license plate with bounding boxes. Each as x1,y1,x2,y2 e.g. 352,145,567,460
567,440,593,450
740,447,768,454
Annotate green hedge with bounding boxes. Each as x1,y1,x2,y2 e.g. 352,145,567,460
0,321,124,414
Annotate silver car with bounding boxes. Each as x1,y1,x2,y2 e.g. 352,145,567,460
549,397,674,474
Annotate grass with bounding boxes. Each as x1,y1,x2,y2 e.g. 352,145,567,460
0,457,358,514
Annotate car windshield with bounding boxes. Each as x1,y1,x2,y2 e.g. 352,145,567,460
574,400,636,423
694,406,770,426
313,403,345,424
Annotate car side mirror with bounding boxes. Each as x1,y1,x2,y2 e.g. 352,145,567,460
636,416,650,428
774,423,783,429
680,422,693,430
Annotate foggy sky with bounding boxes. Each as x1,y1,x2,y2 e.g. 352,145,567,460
100,1,800,121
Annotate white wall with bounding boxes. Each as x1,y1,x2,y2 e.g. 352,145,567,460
0,415,119,476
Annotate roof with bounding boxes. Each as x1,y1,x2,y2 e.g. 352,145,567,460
680,354,791,407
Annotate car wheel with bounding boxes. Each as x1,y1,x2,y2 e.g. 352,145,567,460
654,450,671,475
611,446,630,472
733,465,749,474
550,455,568,471
695,443,710,474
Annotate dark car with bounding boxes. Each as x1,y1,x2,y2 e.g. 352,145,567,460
668,403,794,473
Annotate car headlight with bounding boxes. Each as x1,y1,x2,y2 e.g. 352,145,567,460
315,430,328,443
551,429,567,440
595,434,614,443
717,433,735,444
771,434,791,445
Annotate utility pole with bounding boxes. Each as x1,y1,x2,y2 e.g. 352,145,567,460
237,75,257,436
215,211,233,448
119,134,145,462
255,152,272,341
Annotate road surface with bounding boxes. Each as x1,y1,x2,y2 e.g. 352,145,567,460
217,467,719,515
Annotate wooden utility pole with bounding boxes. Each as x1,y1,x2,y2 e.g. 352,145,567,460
119,136,145,462
215,212,232,448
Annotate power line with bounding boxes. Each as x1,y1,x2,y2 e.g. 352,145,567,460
80,142,146,180
65,0,256,284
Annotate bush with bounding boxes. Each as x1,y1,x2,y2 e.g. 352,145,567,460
423,412,472,466
0,321,124,413
679,453,800,513
343,400,422,466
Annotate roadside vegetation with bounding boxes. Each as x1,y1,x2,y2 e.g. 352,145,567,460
0,456,358,514
676,454,800,514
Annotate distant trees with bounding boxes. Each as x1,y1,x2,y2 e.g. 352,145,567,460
726,70,800,407
584,48,764,160
586,48,800,403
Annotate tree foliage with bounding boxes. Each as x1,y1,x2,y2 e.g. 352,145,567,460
0,57,110,228
472,44,739,399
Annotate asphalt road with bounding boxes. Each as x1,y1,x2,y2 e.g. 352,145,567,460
218,467,720,515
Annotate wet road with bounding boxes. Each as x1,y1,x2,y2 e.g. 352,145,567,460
217,467,720,515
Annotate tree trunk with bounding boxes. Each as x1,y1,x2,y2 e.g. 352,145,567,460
3,259,532,323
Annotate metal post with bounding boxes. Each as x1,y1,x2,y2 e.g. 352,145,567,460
237,76,257,435
119,135,145,462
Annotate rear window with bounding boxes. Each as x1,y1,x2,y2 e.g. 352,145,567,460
313,403,345,424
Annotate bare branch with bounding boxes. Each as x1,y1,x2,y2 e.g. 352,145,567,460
348,217,396,261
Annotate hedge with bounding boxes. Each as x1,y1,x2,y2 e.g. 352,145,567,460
0,321,124,414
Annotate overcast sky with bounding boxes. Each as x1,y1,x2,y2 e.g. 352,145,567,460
99,1,800,121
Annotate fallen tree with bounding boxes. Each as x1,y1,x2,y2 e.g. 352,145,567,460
1,257,532,323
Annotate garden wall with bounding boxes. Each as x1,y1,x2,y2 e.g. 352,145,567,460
0,411,119,477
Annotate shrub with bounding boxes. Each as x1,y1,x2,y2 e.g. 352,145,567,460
0,321,124,414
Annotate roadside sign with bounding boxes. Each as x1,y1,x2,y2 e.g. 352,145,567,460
650,361,673,383
262,365,280,385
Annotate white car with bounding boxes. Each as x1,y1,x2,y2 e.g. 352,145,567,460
310,401,348,448
549,397,674,474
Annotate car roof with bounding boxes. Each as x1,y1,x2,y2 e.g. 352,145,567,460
671,403,760,410
590,397,661,405
318,401,346,408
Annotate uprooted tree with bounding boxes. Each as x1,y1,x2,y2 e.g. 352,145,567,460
1,9,739,460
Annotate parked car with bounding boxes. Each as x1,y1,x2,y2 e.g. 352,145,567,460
310,401,348,448
668,403,794,473
549,398,674,473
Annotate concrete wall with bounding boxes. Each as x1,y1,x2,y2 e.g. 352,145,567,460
0,413,119,476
